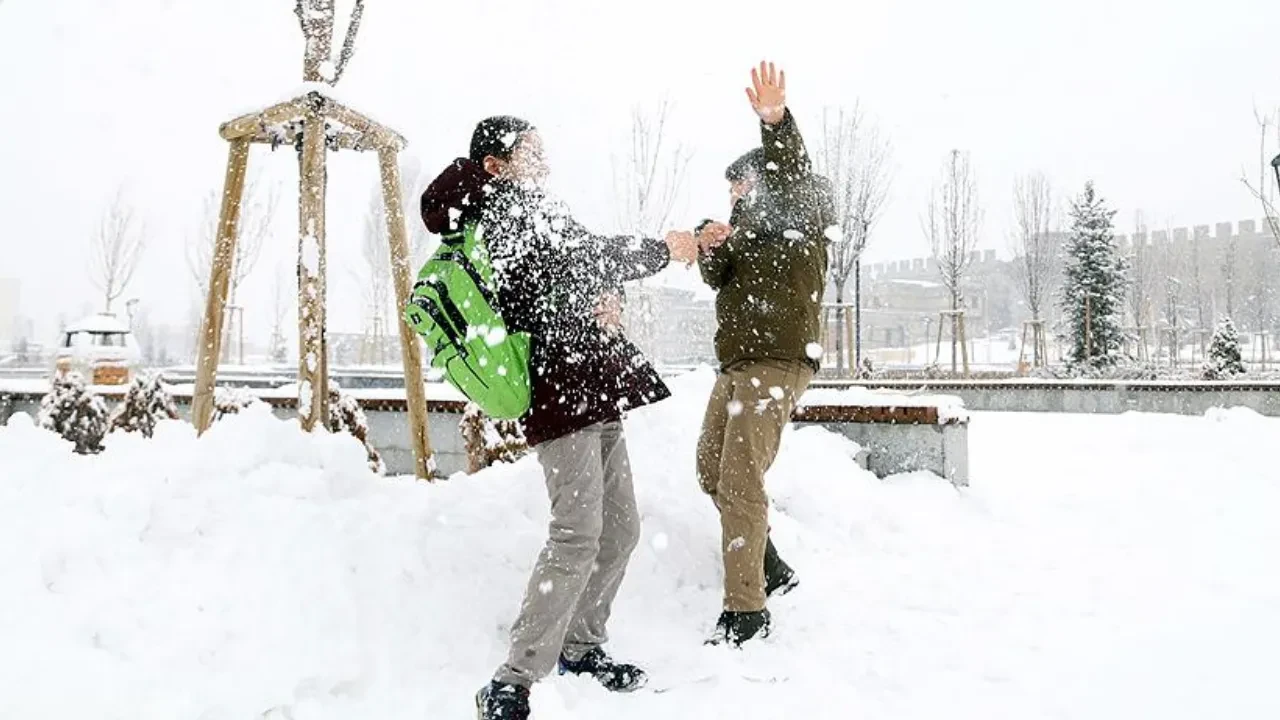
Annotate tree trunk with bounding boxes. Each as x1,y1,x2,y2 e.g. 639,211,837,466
833,284,845,374
950,292,959,373
854,256,863,371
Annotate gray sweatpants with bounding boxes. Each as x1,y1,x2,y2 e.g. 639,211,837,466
494,420,641,688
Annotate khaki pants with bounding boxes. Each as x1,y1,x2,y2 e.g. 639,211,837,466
696,359,813,612
495,421,641,688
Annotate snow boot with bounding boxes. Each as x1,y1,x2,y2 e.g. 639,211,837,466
764,537,799,598
475,681,530,720
706,609,772,647
558,646,648,692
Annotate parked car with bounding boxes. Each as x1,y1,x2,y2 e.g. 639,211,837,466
53,313,140,386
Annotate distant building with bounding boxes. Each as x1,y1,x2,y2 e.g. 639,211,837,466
0,277,19,355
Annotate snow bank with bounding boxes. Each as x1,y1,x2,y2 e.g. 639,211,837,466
2,371,1279,718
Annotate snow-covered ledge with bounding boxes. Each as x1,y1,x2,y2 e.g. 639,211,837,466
794,387,970,487
1,382,970,485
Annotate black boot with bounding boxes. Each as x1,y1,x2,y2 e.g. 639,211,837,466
558,646,648,692
764,537,799,598
475,681,530,720
706,609,772,647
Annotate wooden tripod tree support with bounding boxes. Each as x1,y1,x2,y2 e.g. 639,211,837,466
190,89,435,479
934,309,970,376
1017,319,1049,374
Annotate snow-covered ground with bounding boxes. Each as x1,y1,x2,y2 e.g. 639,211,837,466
1,372,1278,719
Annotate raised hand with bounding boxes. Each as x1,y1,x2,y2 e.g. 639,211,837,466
746,61,787,125
665,230,699,265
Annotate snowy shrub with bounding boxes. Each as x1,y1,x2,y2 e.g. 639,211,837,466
38,372,109,454
109,372,179,438
460,403,528,473
327,384,385,475
212,386,263,422
1033,361,1168,381
1203,316,1245,380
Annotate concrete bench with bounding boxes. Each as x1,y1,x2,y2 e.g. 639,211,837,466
793,388,970,487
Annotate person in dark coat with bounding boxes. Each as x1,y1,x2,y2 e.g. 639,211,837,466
421,116,698,720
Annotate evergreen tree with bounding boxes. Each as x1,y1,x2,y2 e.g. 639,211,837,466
1203,315,1245,379
38,372,109,454
1059,182,1129,368
109,372,179,438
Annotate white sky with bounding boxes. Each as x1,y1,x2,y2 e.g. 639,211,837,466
1,0,1278,343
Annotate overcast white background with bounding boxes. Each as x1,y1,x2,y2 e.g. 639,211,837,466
1,0,1277,343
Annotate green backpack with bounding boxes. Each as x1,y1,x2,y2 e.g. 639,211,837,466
404,224,532,420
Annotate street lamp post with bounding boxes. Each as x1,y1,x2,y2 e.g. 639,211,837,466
1271,152,1280,193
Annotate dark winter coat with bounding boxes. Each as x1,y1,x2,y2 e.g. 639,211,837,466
421,159,672,447
699,110,834,371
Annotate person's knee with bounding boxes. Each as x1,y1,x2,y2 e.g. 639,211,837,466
548,514,605,566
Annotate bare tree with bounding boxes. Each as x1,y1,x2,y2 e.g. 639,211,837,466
923,149,982,370
1127,210,1157,355
187,173,279,363
1010,172,1056,322
612,100,692,236
354,186,394,363
268,261,292,365
89,191,146,313
1241,106,1280,246
187,173,279,293
815,105,893,372
611,101,692,362
294,0,365,84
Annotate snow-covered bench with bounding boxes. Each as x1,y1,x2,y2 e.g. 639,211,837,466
794,388,970,487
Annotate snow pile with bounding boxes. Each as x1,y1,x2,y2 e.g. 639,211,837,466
2,370,1279,719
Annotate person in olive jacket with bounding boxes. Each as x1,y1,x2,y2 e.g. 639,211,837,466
694,62,835,647
421,116,698,720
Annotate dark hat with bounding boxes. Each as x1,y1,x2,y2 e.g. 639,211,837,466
726,148,766,181
469,115,535,163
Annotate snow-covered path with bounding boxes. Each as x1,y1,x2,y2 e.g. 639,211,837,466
1,371,1277,719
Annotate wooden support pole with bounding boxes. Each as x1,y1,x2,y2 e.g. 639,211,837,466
219,100,306,141
844,306,855,375
192,138,251,433
297,110,330,431
379,145,435,479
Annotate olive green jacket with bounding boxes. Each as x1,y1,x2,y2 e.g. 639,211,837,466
700,110,834,370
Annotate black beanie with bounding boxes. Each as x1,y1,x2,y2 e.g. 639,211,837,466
470,116,535,162
726,148,766,181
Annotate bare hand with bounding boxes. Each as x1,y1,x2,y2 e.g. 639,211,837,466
593,291,624,334
665,230,698,265
697,221,733,252
746,60,786,125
